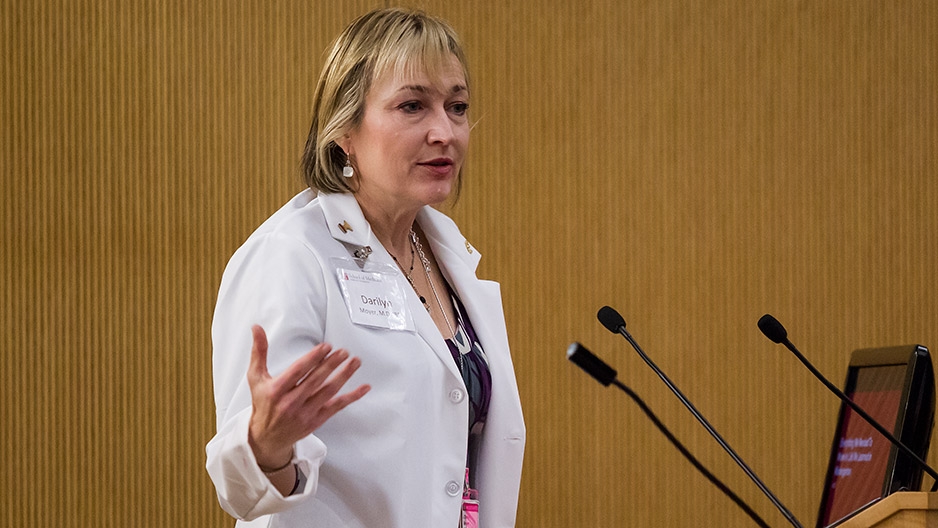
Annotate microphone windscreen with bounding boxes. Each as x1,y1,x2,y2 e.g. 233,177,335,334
597,306,626,333
567,342,617,386
757,314,788,344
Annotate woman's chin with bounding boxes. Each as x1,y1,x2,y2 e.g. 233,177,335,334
420,181,455,206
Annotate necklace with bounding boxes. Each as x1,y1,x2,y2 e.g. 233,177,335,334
389,235,427,310
413,232,466,375
411,229,456,338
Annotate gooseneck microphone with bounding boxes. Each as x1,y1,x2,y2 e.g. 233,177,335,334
757,313,938,492
598,306,804,528
567,342,771,528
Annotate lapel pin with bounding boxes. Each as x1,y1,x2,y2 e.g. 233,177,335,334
465,240,473,254
338,221,353,233
354,246,372,259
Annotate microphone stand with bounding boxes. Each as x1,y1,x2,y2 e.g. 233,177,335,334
758,314,938,492
567,343,771,527
599,309,804,528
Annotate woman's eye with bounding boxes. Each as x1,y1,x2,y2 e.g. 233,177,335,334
399,101,422,113
449,102,469,116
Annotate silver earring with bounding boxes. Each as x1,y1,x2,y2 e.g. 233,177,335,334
343,153,354,178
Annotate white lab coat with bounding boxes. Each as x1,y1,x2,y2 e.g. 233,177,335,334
206,190,525,527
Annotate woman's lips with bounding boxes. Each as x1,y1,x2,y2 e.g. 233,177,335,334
418,158,455,175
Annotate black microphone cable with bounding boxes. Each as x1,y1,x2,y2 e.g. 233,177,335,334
598,306,804,528
568,342,771,528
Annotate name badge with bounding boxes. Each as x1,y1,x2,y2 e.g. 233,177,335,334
334,259,415,332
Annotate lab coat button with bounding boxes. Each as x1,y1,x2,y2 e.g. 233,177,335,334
445,480,461,496
448,389,464,403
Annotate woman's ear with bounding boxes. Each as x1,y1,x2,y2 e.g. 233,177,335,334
336,135,352,157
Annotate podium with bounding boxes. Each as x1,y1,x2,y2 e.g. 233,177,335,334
836,492,938,528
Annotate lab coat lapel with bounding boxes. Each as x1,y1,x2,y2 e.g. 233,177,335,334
318,192,374,249
319,193,464,382
410,209,475,382
417,208,508,367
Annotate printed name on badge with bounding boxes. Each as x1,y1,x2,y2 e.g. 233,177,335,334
335,262,415,332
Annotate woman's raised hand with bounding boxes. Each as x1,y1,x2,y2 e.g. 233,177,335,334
246,325,371,470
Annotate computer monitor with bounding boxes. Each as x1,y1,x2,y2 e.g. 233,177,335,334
817,345,935,527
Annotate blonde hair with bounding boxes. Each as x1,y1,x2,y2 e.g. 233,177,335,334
301,8,470,194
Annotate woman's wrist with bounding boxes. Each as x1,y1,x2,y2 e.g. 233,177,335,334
257,451,295,474
257,450,302,496
247,424,295,471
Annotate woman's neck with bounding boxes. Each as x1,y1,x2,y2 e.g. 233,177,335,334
355,194,420,259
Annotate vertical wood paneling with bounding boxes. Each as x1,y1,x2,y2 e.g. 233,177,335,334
2,1,936,526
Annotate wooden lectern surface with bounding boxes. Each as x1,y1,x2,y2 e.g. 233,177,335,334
837,492,938,528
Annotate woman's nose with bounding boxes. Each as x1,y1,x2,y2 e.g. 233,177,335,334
426,107,456,144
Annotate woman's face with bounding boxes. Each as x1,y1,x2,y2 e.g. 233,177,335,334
346,55,469,215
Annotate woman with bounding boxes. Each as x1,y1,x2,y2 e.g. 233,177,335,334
206,8,526,528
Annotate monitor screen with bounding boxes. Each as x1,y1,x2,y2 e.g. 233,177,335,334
819,364,906,524
816,345,934,527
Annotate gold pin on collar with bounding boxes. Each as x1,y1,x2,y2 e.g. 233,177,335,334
465,240,473,254
338,220,353,233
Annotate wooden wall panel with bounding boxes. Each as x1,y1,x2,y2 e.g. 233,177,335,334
2,1,936,526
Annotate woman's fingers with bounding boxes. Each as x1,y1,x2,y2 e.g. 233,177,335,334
246,325,271,387
248,333,369,448
276,342,335,391
299,356,371,431
319,382,372,424
290,347,349,392
307,383,372,433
